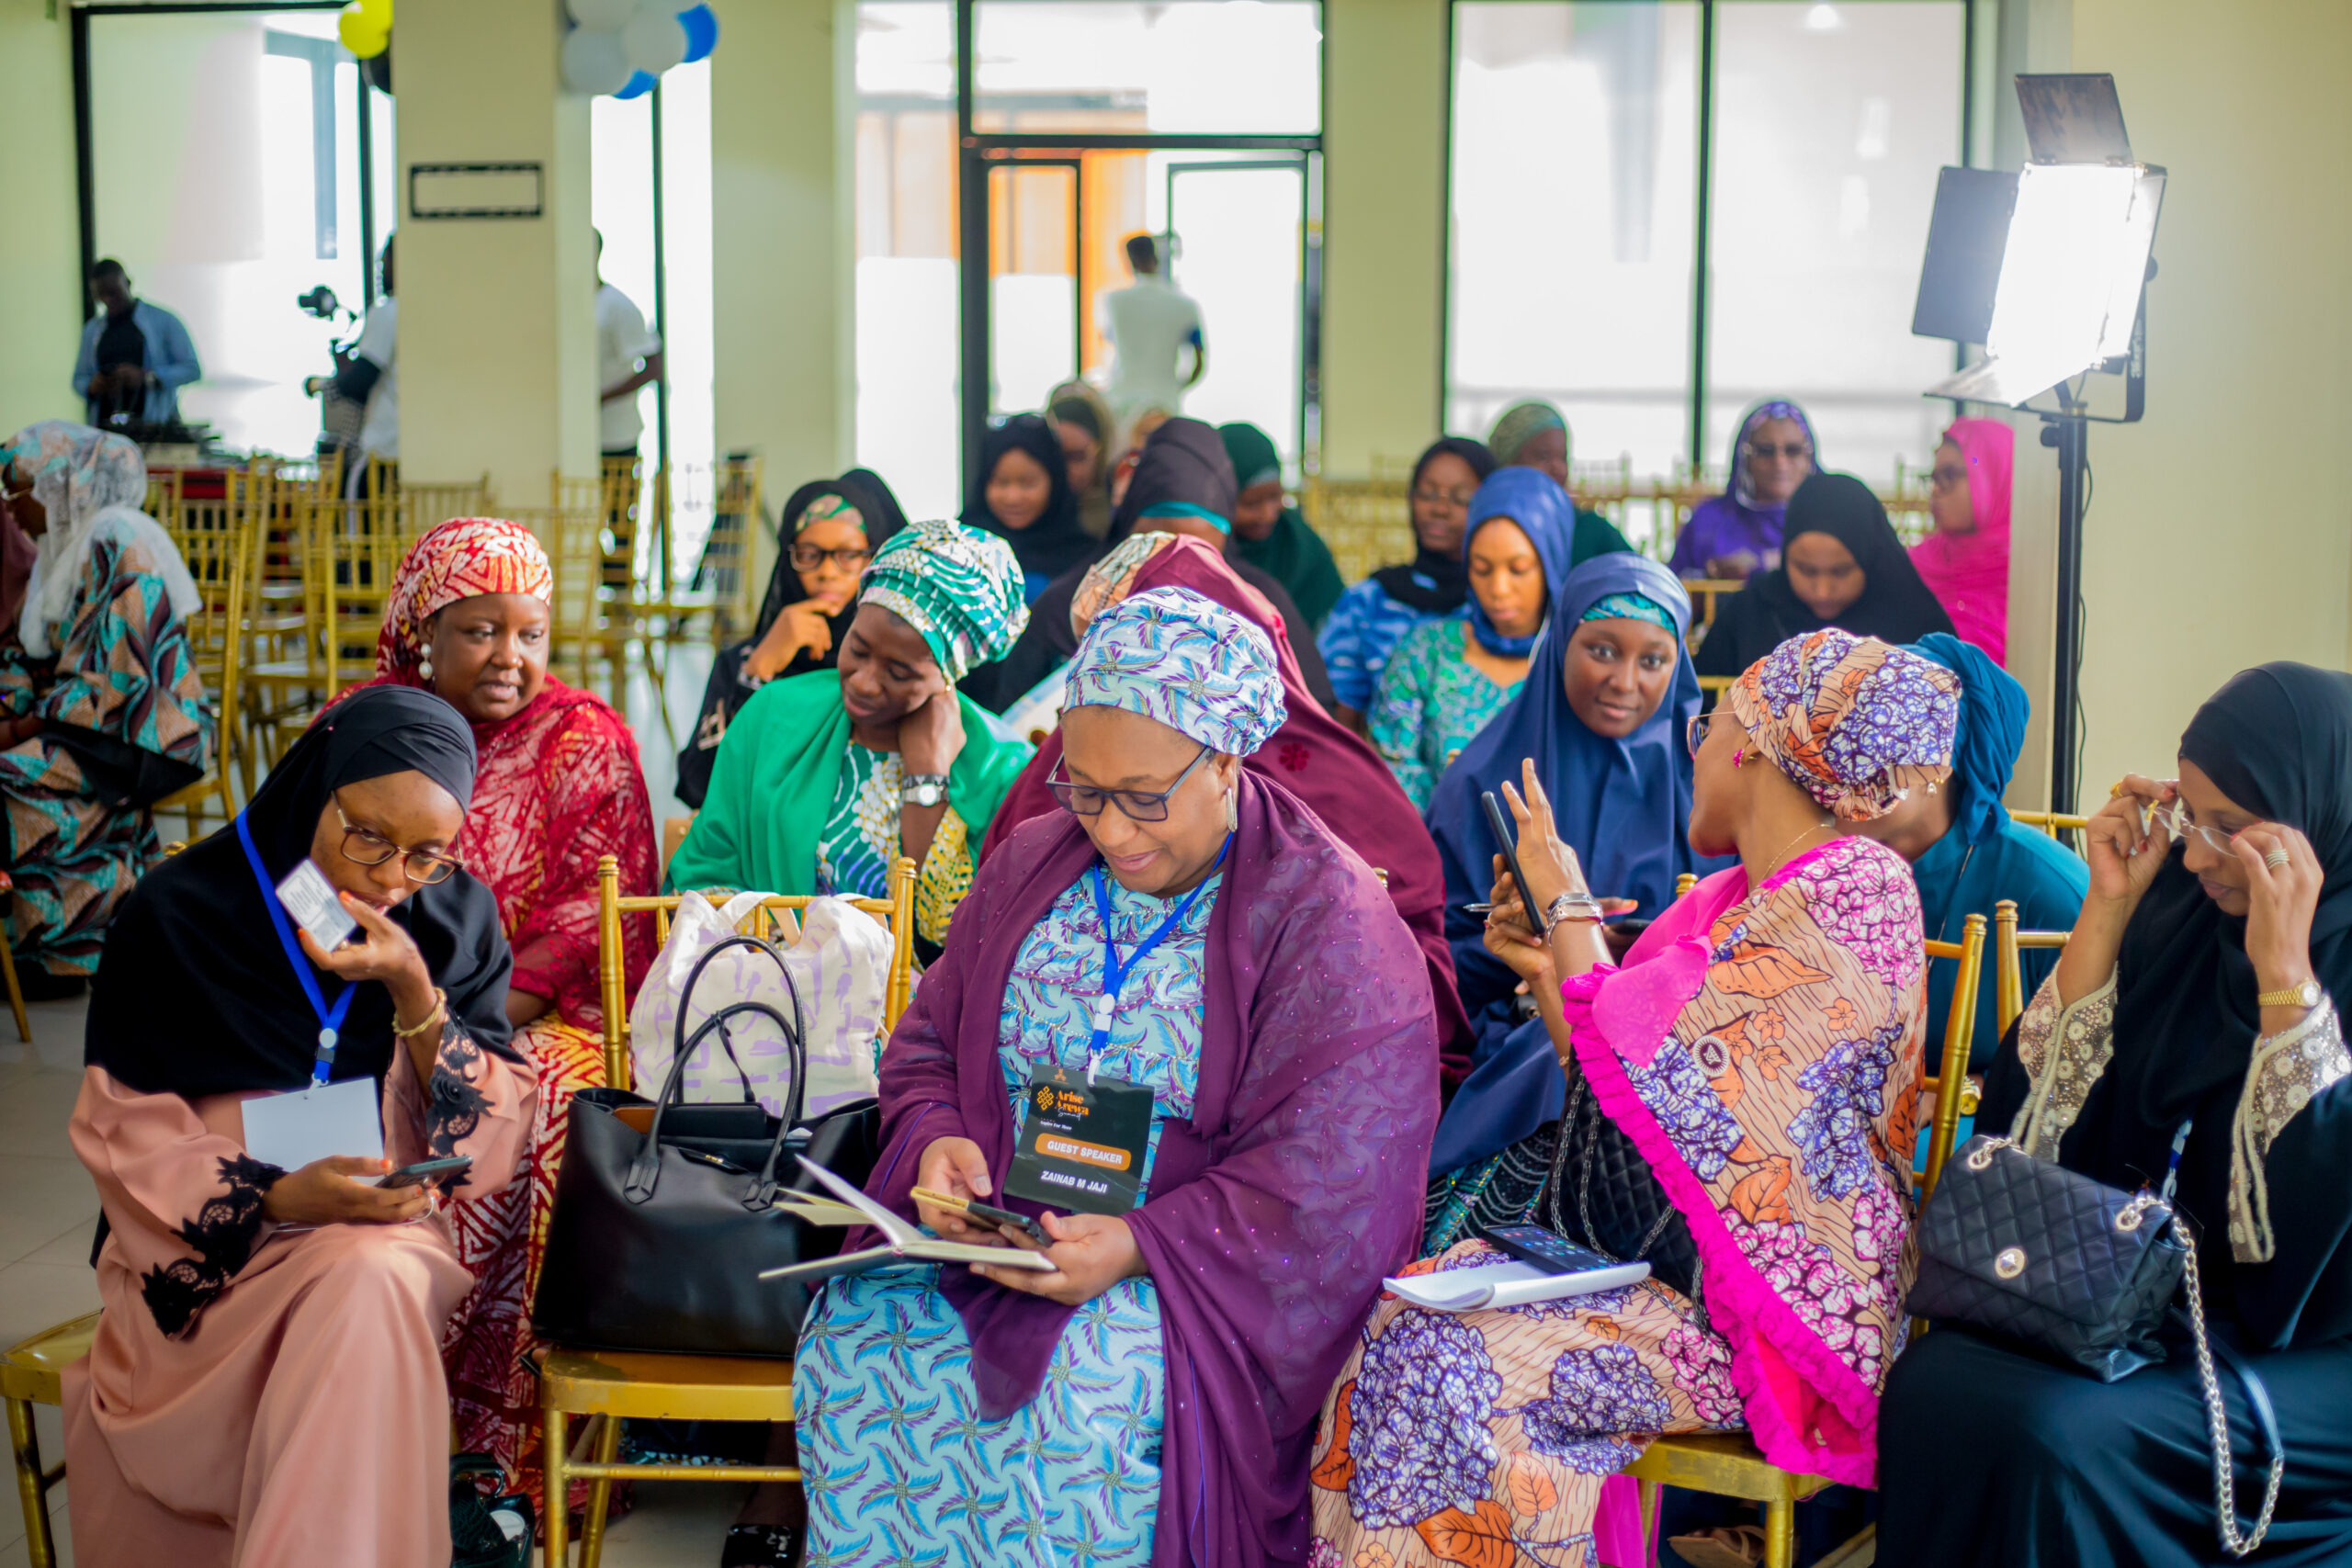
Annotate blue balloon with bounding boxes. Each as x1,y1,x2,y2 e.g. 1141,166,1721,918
677,3,718,63
614,69,657,100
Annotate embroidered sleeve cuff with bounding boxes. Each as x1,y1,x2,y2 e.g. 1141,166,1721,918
2012,971,2117,1158
424,1024,496,1158
139,1152,285,1337
2230,995,2348,1264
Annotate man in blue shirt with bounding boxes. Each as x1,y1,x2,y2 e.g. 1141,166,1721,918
74,259,201,429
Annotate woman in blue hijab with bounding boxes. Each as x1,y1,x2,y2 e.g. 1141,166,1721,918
1366,468,1577,809
1421,551,1725,1251
1858,632,2087,1066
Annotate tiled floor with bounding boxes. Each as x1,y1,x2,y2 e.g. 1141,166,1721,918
0,638,754,1566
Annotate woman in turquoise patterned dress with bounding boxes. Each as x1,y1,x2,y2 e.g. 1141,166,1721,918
0,422,210,996
1367,468,1579,808
797,586,1440,1568
667,517,1033,949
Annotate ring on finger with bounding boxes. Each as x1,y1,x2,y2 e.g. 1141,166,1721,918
2264,847,2290,870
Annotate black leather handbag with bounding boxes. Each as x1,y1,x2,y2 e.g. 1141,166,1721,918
1535,1055,1699,1297
531,935,882,1357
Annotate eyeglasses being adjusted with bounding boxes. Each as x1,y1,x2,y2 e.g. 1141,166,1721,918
1685,712,1718,760
2143,799,2243,855
789,542,872,573
334,791,464,884
1046,744,1213,822
1744,441,1815,462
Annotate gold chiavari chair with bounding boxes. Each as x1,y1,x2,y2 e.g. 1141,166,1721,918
1994,897,2070,1038
1630,884,1985,1568
3,1313,97,1568
395,474,494,536
153,509,253,837
2007,808,2089,840
1302,469,1415,588
531,855,917,1568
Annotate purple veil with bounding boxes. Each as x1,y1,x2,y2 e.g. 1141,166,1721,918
856,769,1439,1566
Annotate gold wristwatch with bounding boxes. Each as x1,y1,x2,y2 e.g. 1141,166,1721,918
2256,977,2322,1010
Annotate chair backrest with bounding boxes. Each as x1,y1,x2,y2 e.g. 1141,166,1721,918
594,852,920,1091
310,515,416,695
1300,471,1414,588
163,509,251,744
1993,897,2070,1038
1675,872,1697,898
1917,912,1986,1203
2007,808,2088,840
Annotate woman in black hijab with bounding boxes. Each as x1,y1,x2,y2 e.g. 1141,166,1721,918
1692,470,1953,678
67,685,537,1565
963,412,1093,603
678,468,908,807
1880,662,2352,1567
960,416,1335,714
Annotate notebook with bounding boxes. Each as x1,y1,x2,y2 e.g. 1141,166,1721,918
756,1156,1053,1282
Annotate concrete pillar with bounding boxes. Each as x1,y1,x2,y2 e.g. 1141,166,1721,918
392,0,598,496
1320,0,1450,479
711,0,852,576
0,6,82,432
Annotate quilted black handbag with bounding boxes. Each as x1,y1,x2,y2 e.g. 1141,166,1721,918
532,935,882,1357
1534,1055,1699,1297
1907,1132,2188,1382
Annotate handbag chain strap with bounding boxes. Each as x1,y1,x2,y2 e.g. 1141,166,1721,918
2179,1238,2284,1556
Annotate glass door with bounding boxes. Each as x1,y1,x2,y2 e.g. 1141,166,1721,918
987,159,1081,419
1163,155,1310,470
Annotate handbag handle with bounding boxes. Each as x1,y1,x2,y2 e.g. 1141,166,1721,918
628,1000,797,1202
626,931,808,1209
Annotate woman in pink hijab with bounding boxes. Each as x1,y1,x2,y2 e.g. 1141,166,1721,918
1911,417,2013,665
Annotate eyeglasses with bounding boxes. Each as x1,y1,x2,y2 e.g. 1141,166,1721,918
334,792,464,884
1686,712,1718,760
1929,463,1968,492
2144,800,2240,855
1046,744,1213,822
1412,485,1478,510
1744,442,1814,462
789,543,871,573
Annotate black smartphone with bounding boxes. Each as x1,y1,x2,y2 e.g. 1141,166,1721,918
1477,1224,1629,1278
380,1155,472,1189
1481,789,1550,934
965,1197,1053,1247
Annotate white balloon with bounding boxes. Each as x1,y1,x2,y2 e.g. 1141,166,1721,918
620,9,688,73
561,27,631,95
566,0,636,29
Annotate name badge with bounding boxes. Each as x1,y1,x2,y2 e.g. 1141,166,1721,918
1002,1062,1152,1216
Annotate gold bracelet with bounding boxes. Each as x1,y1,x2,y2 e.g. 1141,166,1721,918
394,987,447,1041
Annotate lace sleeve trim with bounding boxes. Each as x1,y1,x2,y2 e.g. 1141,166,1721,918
2230,997,2349,1264
2010,971,2118,1160
138,1153,285,1338
426,1024,496,1159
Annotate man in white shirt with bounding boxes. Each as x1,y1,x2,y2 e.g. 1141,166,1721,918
306,236,397,495
1098,233,1205,420
595,231,664,458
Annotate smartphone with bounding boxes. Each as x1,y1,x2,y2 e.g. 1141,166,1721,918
1481,790,1550,934
379,1155,472,1189
964,1198,1053,1247
1477,1224,1631,1279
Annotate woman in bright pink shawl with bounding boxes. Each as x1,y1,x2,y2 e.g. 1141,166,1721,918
1911,417,2013,666
979,532,1470,1074
1312,630,1958,1566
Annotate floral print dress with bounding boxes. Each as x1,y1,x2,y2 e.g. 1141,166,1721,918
1311,836,1928,1566
1367,618,1521,810
796,867,1220,1567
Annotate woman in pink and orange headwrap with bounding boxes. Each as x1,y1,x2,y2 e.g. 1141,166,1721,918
1911,417,2013,666
324,515,658,1506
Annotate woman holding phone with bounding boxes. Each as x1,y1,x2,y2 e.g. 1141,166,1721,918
63,685,536,1568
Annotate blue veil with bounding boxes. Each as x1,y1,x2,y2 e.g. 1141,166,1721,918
1425,551,1723,1174
1461,468,1577,658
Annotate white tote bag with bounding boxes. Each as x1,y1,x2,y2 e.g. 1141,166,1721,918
628,890,892,1120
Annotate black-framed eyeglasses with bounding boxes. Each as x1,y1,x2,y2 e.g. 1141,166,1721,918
789,542,872,573
333,791,464,885
1686,712,1718,761
1046,744,1213,823
1412,485,1477,510
1743,441,1814,462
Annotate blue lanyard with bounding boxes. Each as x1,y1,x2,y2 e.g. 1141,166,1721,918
235,812,355,1087
2163,1119,2192,1201
1083,836,1228,1082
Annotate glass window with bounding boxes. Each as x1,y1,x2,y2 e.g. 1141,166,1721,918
1703,0,1964,484
1447,3,1703,482
88,9,380,457
974,2,1322,136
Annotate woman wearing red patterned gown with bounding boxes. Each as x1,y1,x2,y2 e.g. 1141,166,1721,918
324,516,659,1503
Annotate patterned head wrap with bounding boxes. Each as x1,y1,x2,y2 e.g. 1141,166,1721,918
2,419,195,658
1487,400,1569,468
1724,628,1959,821
376,517,555,685
793,491,861,536
1069,530,1180,640
1580,591,1677,633
1064,586,1285,757
857,517,1030,683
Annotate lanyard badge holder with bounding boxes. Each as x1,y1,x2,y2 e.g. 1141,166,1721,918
1004,839,1228,1217
236,813,356,1085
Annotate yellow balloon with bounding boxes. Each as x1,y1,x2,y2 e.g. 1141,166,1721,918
338,7,390,58
357,0,393,21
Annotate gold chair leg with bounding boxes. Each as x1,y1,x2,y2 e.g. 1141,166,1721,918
8,1396,56,1568
541,1403,570,1566
0,919,29,1045
1763,1497,1797,1568
1635,1478,1660,1568
580,1414,621,1568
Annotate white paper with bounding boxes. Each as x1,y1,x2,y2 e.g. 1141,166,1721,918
1383,1257,1652,1314
276,858,357,952
759,1157,1052,1278
240,1077,383,1173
